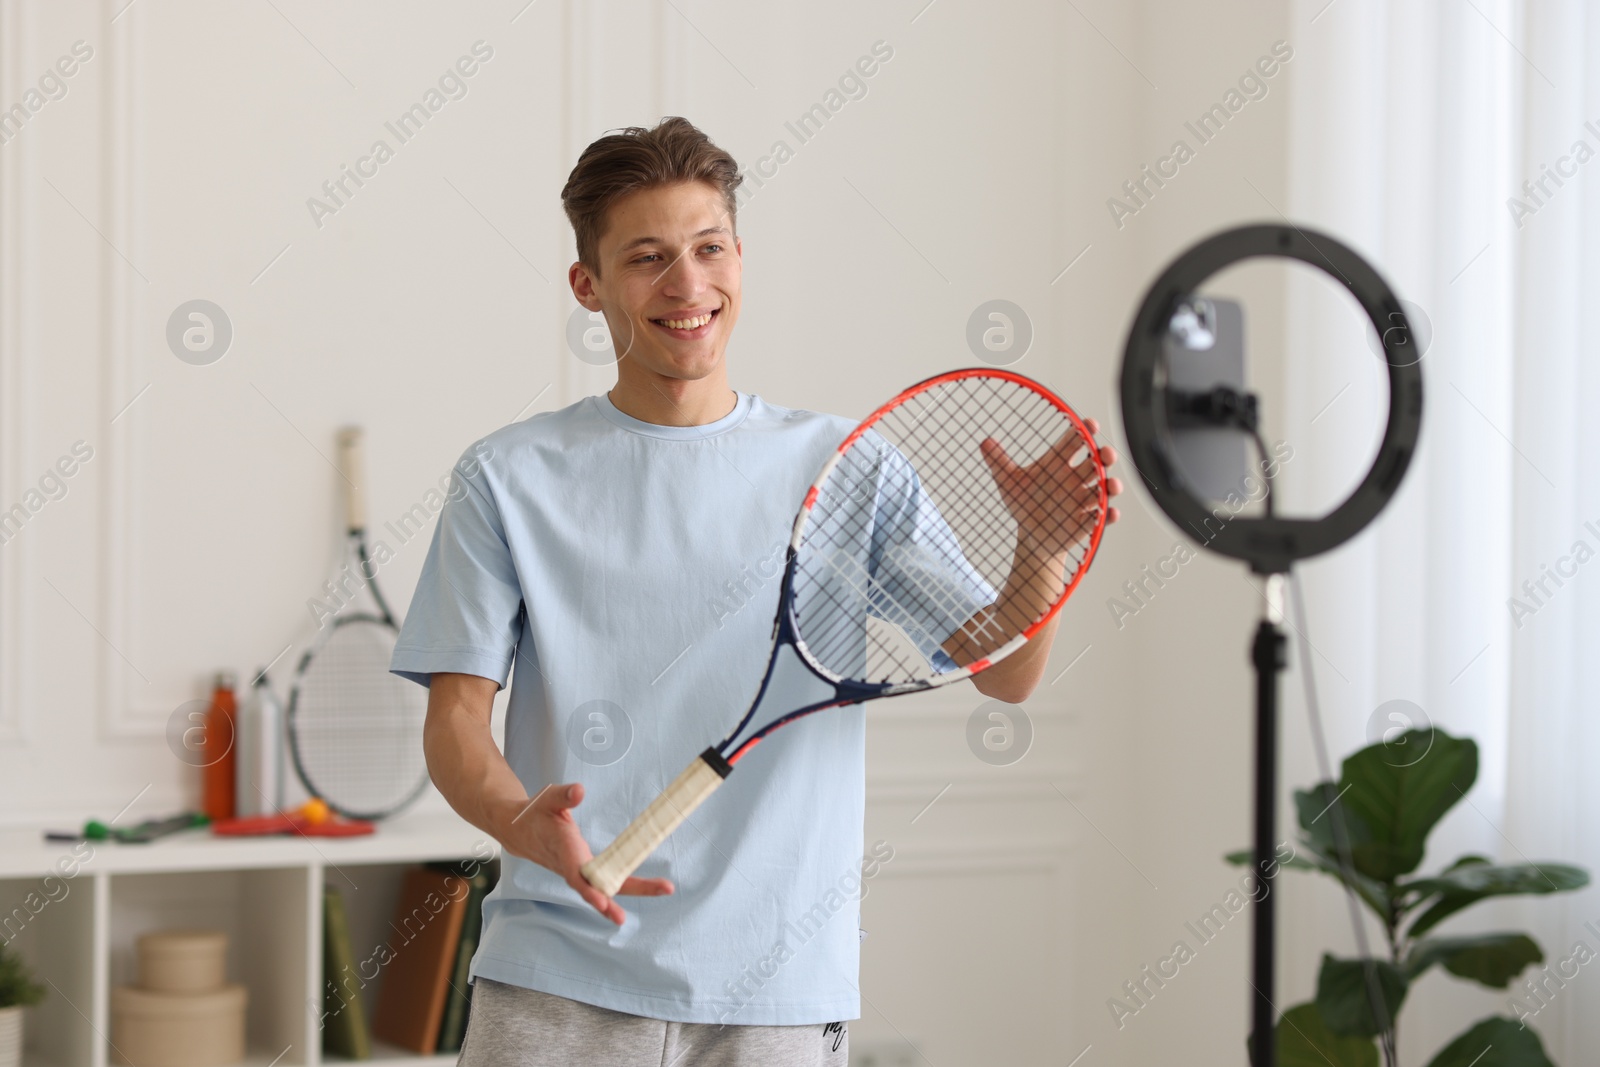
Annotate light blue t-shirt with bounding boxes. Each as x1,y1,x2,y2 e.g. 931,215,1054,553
390,390,984,1026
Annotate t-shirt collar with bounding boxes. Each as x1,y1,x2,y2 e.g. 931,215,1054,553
595,389,753,441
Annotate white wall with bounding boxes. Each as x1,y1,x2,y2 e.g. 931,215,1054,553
0,2,1419,1065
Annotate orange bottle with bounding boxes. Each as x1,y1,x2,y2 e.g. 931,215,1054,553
201,671,238,822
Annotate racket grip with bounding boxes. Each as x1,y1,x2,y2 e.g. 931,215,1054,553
337,427,366,531
581,747,731,896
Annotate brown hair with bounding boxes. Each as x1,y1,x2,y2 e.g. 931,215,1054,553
560,116,743,278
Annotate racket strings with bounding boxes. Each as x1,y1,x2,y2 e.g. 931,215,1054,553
293,619,428,817
801,391,1025,670
793,375,1103,685
889,379,1092,642
802,452,972,674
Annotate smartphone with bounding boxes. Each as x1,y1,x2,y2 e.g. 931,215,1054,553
1162,296,1254,504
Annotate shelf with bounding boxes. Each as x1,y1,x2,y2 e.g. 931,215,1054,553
327,1039,459,1065
0,812,494,879
25,1035,465,1067
194,1046,320,1067
107,867,310,1066
0,810,495,1067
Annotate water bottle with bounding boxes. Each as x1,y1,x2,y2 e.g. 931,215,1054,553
236,670,286,817
201,671,237,822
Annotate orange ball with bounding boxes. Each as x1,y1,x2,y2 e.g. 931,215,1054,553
301,798,331,825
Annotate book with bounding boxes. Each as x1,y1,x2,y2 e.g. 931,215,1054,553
370,865,471,1054
322,886,371,1060
430,857,499,1053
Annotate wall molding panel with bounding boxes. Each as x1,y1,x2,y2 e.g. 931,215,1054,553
98,6,159,739
0,0,29,744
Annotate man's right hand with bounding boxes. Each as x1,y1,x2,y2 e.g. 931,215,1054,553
421,673,674,928
496,781,675,926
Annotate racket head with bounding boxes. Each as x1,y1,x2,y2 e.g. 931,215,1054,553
300,818,376,837
210,812,375,837
287,614,429,821
210,814,294,836
786,368,1107,692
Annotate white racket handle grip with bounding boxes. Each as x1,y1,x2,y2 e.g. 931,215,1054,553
336,427,366,532
581,748,731,896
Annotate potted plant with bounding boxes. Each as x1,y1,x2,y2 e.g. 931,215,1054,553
1227,727,1589,1066
0,941,45,1067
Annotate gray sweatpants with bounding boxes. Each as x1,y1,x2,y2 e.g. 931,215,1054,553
456,977,850,1067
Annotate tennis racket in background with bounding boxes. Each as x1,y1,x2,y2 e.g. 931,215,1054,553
582,368,1108,895
286,426,430,822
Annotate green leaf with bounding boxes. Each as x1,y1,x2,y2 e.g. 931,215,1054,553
1274,1002,1378,1067
1316,954,1408,1037
1295,782,1372,857
1424,1016,1555,1067
1444,854,1492,871
1296,844,1393,920
1225,842,1392,921
0,942,45,1008
1404,934,1544,989
1339,729,1478,881
1403,863,1590,939
1223,845,1342,880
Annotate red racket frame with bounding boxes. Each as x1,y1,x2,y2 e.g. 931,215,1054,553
722,368,1108,765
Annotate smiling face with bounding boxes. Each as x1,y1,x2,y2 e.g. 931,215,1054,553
570,180,742,393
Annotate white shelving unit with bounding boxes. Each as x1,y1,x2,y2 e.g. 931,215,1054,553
0,812,497,1067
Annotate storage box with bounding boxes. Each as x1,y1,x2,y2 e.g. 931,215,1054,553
111,983,246,1067
136,929,228,994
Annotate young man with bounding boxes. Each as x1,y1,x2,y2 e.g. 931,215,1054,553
391,117,1121,1066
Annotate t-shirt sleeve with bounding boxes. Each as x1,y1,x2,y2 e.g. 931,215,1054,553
866,441,998,672
389,449,523,689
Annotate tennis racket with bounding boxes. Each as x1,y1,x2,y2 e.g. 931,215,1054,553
581,368,1108,895
211,801,375,838
286,427,430,822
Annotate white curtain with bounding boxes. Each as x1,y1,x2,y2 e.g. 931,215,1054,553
1283,0,1598,1062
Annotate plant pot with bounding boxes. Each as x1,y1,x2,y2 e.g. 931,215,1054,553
0,1004,23,1067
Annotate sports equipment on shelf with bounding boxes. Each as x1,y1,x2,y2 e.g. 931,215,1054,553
286,427,430,821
